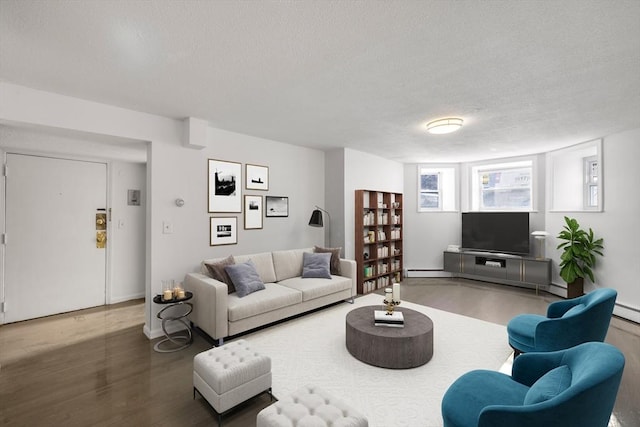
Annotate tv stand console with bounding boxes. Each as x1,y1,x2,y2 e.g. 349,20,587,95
443,251,551,293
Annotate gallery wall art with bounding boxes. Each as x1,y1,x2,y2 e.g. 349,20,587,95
208,159,242,213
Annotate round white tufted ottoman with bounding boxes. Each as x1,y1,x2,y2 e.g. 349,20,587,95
257,384,368,427
193,339,272,424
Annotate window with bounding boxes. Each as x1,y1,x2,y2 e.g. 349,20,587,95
420,172,441,209
584,155,598,208
471,160,533,211
418,166,457,211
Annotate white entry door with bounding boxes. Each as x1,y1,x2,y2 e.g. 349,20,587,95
3,154,107,323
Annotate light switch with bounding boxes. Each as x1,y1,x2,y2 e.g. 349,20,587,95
163,221,173,234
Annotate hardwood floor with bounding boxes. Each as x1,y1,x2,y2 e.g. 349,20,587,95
0,278,638,426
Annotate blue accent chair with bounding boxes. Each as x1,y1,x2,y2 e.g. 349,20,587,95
507,288,617,355
441,342,625,427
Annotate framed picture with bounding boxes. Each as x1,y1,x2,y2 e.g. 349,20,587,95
210,217,237,246
265,196,289,217
208,159,242,213
245,164,269,191
244,195,263,229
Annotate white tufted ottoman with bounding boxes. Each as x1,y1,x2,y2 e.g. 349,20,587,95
257,384,368,427
193,339,272,424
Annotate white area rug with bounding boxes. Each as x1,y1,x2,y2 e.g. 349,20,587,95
242,294,513,427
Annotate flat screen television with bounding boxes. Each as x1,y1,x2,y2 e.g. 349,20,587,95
461,212,530,255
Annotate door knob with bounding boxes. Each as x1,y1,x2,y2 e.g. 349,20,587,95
96,231,106,248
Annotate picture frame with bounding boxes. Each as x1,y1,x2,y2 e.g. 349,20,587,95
244,195,263,229
210,217,238,246
265,196,289,217
245,164,269,191
208,159,242,213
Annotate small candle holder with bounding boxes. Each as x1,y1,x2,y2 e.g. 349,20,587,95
162,279,175,301
383,286,401,315
174,283,186,300
383,297,400,315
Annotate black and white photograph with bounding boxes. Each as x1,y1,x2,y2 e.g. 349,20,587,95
245,164,269,191
265,196,289,217
244,195,263,229
209,217,237,246
208,159,242,212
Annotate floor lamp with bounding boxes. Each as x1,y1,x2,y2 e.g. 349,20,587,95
308,206,331,247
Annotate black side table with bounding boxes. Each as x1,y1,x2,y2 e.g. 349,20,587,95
152,291,194,353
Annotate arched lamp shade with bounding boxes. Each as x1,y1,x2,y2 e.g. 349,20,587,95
309,209,324,227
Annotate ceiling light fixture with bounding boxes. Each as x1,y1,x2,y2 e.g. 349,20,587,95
426,118,463,134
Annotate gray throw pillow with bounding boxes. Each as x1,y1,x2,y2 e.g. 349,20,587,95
225,259,265,298
204,255,236,294
314,246,342,275
302,252,332,279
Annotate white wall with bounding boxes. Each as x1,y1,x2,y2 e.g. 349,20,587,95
403,164,461,272
546,129,640,322
109,161,146,303
404,154,546,272
149,131,326,338
325,149,346,253
549,144,597,211
342,148,403,259
0,82,327,338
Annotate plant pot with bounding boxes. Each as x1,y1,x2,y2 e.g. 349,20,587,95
567,277,584,299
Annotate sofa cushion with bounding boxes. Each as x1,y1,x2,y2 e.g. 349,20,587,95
302,252,332,279
234,252,277,284
278,275,352,302
228,283,303,321
314,246,342,275
204,255,236,294
524,365,572,405
272,249,311,282
225,260,266,298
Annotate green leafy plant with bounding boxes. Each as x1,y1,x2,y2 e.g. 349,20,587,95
556,216,604,284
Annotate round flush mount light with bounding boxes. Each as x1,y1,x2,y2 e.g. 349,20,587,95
426,117,463,134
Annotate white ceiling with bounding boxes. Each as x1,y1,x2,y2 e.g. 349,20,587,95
1,0,639,163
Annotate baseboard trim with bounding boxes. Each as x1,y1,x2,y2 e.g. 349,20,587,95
109,292,145,305
405,269,451,278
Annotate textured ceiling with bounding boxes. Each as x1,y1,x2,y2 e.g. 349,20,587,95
1,0,639,163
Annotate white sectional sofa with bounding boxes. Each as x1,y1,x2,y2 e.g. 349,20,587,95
184,248,357,345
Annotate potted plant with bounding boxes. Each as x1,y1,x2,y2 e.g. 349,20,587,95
556,216,604,298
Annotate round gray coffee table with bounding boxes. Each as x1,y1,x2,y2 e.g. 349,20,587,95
345,305,433,369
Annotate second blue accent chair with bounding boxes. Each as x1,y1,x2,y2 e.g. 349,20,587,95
441,342,625,427
507,287,617,355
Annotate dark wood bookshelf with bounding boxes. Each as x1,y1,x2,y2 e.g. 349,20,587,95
354,190,403,294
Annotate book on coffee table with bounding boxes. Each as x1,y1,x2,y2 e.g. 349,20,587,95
374,310,404,327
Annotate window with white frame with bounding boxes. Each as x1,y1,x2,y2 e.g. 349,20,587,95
420,172,440,209
418,166,457,211
584,155,598,209
471,160,533,211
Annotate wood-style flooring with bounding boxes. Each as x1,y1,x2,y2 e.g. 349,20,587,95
0,278,638,426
